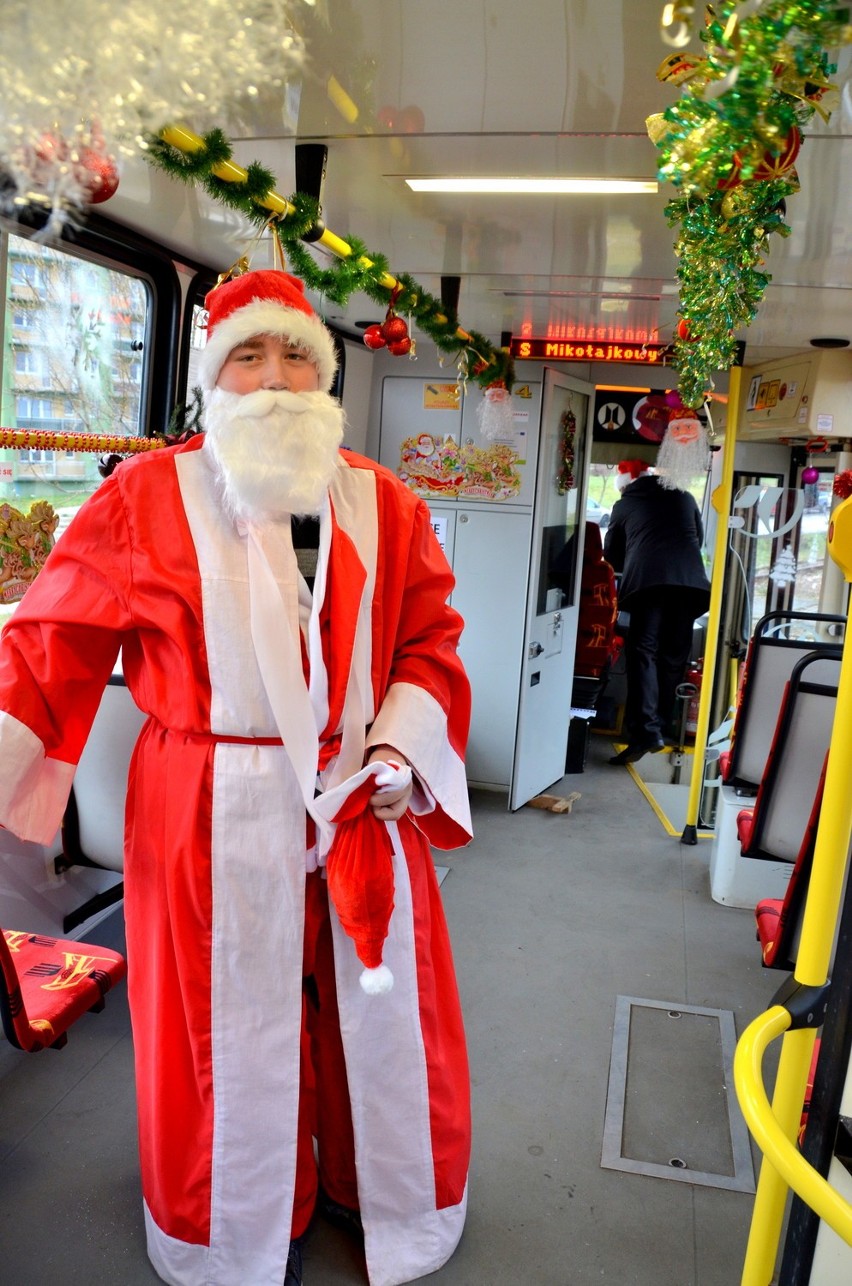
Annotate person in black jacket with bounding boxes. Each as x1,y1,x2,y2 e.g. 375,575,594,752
604,458,710,764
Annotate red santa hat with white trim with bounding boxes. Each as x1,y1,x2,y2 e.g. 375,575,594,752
199,269,339,394
615,458,651,492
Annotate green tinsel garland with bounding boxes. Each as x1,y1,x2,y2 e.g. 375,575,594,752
145,128,514,392
651,0,851,407
667,178,795,408
657,1,849,199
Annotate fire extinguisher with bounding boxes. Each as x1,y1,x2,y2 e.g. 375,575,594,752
685,661,702,735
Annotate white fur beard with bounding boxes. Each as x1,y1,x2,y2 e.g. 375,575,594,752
204,388,345,521
655,424,710,492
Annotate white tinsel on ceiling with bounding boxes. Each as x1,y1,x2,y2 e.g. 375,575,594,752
0,1,310,231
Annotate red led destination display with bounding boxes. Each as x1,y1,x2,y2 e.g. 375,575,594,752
511,337,669,365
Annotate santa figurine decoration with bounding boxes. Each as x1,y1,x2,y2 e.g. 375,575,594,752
654,405,710,491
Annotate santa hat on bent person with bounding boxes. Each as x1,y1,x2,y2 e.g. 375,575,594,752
198,269,339,394
614,458,652,492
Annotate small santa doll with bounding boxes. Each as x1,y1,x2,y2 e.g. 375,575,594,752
655,406,710,491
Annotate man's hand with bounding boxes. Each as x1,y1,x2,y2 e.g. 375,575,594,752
366,745,413,821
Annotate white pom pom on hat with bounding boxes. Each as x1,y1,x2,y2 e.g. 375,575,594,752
198,270,339,394
359,963,395,995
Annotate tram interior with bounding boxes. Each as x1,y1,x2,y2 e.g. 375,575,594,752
2,3,852,1284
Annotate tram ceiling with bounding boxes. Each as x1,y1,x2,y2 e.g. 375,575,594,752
97,0,852,368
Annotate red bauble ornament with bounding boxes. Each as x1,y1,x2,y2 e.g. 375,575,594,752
77,147,120,203
676,318,694,342
752,126,801,181
363,324,387,350
388,336,412,356
801,466,820,485
716,163,742,191
717,126,801,190
380,315,408,343
377,106,396,129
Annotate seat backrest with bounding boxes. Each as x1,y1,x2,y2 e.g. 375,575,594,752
757,790,851,973
746,649,841,862
67,676,147,871
755,755,827,969
724,611,845,791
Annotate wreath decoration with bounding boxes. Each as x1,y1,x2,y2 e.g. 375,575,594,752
556,407,576,495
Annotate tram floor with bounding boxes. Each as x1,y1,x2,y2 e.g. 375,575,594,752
0,734,781,1285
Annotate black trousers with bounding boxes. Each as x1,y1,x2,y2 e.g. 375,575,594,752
623,588,700,744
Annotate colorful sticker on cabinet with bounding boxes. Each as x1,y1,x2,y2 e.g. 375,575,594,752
398,434,522,501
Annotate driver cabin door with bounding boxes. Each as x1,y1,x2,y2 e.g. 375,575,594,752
509,369,593,810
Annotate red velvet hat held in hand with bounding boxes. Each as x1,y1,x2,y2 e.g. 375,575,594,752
313,761,413,994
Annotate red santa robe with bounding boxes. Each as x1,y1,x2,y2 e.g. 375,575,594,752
0,436,473,1286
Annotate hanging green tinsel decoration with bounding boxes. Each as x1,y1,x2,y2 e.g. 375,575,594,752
653,2,849,201
667,178,796,408
649,0,851,406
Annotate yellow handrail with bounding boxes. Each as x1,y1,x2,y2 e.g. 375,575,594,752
735,1007,852,1263
157,124,472,344
735,491,852,1282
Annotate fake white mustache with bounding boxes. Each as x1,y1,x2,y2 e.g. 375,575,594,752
206,387,326,419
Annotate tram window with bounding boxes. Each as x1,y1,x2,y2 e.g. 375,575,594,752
729,470,834,639
793,467,833,616
0,230,153,621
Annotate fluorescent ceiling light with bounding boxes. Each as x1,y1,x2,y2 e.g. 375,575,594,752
405,177,658,194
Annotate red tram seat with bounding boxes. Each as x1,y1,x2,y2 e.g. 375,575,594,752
798,1039,820,1147
737,807,755,850
0,925,126,1052
573,522,617,681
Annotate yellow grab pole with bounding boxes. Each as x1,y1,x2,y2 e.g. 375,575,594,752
736,1010,852,1278
682,364,742,843
739,1022,819,1284
157,125,472,342
735,493,852,1282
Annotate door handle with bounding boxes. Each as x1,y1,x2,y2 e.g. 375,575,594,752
529,641,544,658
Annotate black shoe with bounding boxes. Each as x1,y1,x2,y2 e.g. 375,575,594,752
284,1237,304,1286
608,738,665,765
316,1186,364,1241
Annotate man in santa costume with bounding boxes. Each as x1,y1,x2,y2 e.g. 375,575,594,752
604,451,710,765
0,270,473,1286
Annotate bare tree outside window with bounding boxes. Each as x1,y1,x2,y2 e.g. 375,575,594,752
1,234,149,518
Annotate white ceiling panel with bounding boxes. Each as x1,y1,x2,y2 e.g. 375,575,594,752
77,0,852,368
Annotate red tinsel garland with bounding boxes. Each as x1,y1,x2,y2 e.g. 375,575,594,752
833,471,852,500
